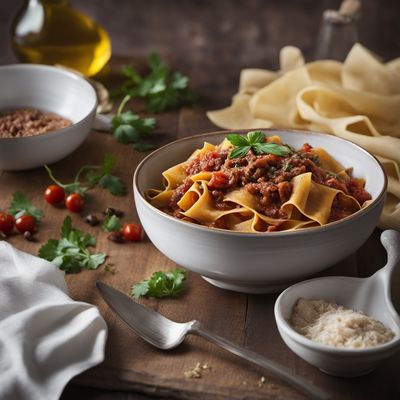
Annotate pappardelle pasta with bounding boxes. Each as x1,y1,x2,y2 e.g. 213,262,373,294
146,131,372,232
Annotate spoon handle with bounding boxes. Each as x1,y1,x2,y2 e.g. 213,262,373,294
380,230,400,276
190,323,329,400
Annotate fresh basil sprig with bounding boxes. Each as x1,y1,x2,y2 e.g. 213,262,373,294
227,131,292,159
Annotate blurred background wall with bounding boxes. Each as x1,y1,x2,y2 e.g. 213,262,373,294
1,0,399,106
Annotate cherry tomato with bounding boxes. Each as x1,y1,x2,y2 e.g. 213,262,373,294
0,212,15,236
15,215,36,234
65,193,84,213
44,185,65,205
122,223,143,242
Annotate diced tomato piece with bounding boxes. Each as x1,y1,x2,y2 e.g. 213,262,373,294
208,171,229,189
300,143,313,152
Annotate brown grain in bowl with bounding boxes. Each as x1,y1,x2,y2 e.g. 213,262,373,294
0,108,72,138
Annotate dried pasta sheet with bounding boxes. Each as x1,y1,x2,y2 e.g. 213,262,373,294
207,44,400,230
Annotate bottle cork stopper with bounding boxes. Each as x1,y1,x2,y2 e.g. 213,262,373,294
339,0,361,17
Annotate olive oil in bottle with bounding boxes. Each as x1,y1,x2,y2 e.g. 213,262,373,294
11,0,111,76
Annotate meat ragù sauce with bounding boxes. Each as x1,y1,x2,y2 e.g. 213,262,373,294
162,135,371,231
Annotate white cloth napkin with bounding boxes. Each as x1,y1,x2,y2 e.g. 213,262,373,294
0,242,107,400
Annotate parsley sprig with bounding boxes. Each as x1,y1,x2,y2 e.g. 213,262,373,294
45,154,126,197
118,53,195,113
38,216,107,273
227,131,292,159
8,191,43,222
131,268,187,299
111,95,156,152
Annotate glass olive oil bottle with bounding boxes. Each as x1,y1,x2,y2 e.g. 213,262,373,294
11,0,111,76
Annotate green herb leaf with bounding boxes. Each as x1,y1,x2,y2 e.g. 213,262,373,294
103,263,118,275
131,280,150,299
226,134,249,147
111,96,156,152
45,154,126,197
8,191,44,222
113,124,139,144
121,65,142,84
38,216,107,273
101,214,122,232
247,130,265,144
61,215,73,236
117,53,195,114
37,239,59,261
98,174,127,196
102,153,117,174
227,131,292,159
133,142,155,152
253,142,292,157
87,253,107,269
131,268,187,299
229,146,251,159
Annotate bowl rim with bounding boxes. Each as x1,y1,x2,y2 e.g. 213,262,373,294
133,128,387,238
274,282,400,355
0,63,98,143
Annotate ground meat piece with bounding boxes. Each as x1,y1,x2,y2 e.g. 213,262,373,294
325,177,349,194
347,179,371,205
273,166,306,183
329,193,359,222
278,181,292,202
246,181,289,218
206,218,228,230
185,150,228,175
251,156,269,169
263,154,283,166
252,167,267,180
307,162,327,183
211,189,225,205
169,178,193,208
225,156,248,168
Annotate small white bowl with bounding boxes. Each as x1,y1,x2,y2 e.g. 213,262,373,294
133,129,386,294
274,273,400,377
0,64,97,171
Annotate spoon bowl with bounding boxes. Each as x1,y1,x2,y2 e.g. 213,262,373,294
274,230,400,377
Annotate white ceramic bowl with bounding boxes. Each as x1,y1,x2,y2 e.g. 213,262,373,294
274,277,400,377
274,229,400,377
0,64,97,170
133,130,386,293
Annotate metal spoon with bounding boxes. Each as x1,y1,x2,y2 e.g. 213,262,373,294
96,281,329,400
275,229,400,377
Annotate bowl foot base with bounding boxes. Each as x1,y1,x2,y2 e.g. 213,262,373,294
319,367,375,377
202,276,292,294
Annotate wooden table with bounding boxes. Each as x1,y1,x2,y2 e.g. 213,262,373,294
1,94,399,399
1,1,400,398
